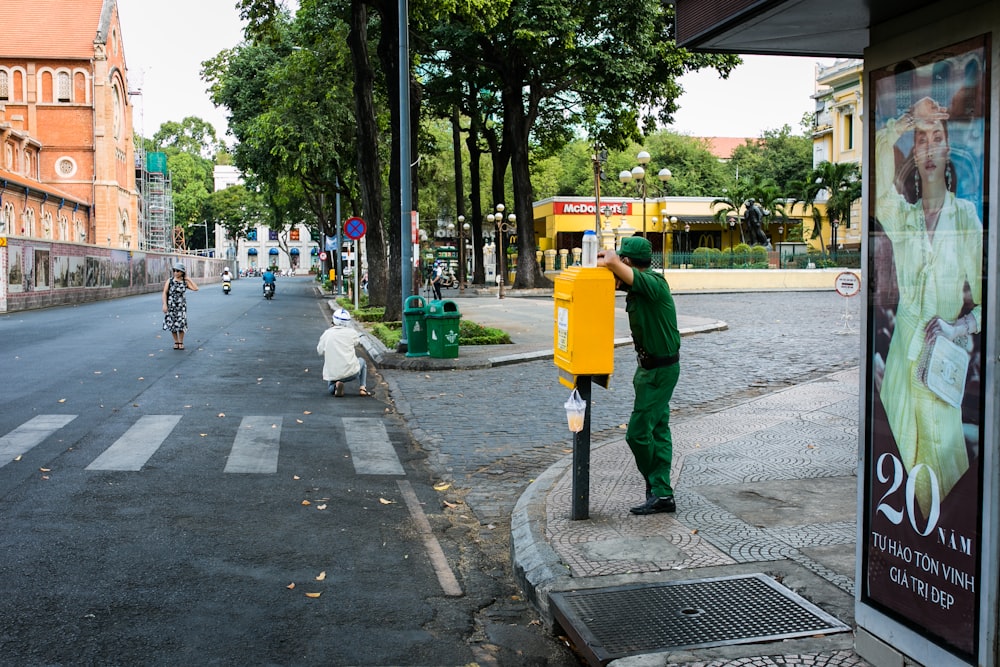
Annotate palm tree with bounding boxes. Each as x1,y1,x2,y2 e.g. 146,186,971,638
790,161,862,258
710,179,755,246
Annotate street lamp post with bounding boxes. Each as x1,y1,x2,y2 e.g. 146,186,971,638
487,204,514,299
457,215,467,294
619,151,671,237
831,219,840,262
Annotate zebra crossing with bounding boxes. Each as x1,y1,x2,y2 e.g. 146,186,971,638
1,414,402,476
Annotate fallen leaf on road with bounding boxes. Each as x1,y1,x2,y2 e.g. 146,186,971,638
305,592,321,598
433,482,451,491
14,455,21,462
296,419,303,424
315,571,326,581
286,583,296,589
293,475,301,480
58,399,66,403
443,501,458,509
218,413,226,418
379,498,394,505
138,377,144,381
303,411,312,415
301,500,312,506
40,468,50,472
317,504,327,510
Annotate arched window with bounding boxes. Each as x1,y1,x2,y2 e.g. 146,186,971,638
113,86,122,139
23,207,36,237
0,203,12,233
0,70,8,101
57,71,71,102
42,211,53,239
58,214,69,241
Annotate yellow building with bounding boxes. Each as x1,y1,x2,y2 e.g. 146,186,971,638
532,196,811,261
811,58,864,251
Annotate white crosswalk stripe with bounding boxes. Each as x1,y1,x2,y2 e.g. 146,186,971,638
224,416,283,474
0,415,77,468
0,414,404,476
86,415,183,471
343,417,404,475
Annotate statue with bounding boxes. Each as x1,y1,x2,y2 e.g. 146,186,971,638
743,199,769,247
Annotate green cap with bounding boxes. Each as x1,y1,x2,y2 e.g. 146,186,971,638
618,236,652,262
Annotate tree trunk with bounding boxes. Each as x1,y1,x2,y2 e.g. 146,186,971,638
502,79,548,288
465,112,485,285
347,0,388,308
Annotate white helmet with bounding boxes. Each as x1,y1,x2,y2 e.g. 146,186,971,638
332,308,352,326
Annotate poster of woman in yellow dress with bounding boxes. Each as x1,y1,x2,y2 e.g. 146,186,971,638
866,35,988,658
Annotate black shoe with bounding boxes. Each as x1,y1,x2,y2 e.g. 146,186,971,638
630,495,676,515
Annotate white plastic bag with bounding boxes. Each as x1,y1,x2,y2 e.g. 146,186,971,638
564,388,587,432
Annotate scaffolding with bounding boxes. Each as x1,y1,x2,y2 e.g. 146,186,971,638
134,137,175,252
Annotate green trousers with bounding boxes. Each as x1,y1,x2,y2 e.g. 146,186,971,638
626,363,680,498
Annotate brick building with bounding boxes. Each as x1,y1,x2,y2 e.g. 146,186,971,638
0,0,138,248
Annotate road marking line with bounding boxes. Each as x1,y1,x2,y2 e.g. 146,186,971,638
86,415,182,471
343,417,404,475
224,416,282,474
397,479,463,597
0,415,78,468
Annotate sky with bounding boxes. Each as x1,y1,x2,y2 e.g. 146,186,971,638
117,1,828,142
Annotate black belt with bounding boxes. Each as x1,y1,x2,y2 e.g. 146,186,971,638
637,351,679,370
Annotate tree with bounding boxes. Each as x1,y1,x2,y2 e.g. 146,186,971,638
710,179,756,245
204,6,363,297
205,184,268,243
162,149,214,249
153,117,228,160
789,161,862,257
421,1,740,288
728,124,812,193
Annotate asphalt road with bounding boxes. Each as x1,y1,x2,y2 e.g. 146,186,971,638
0,278,577,666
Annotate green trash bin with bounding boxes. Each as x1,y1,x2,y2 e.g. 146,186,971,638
403,295,429,357
427,299,461,359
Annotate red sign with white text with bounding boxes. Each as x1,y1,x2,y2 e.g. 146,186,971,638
555,201,631,216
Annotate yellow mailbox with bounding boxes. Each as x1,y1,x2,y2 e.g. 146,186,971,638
553,266,615,388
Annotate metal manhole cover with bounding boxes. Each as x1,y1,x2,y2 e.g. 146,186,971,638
549,573,850,666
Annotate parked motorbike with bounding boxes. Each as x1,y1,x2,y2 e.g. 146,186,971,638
222,280,231,295
263,282,275,300
439,268,459,289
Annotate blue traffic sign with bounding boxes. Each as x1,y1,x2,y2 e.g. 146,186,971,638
344,217,366,240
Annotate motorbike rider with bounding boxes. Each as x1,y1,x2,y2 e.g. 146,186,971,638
262,266,276,295
221,267,233,282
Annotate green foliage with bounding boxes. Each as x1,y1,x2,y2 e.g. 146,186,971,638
458,319,512,345
728,124,812,193
371,322,402,349
367,319,511,349
691,246,723,268
205,184,268,242
153,117,228,160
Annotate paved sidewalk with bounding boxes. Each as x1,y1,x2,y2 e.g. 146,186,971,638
358,291,870,666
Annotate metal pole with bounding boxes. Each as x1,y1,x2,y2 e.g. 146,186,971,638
571,375,593,520
397,0,413,351
497,219,505,300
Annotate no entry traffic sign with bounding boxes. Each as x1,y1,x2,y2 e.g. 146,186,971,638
344,217,367,240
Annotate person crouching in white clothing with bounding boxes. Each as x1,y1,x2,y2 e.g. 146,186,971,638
317,308,371,397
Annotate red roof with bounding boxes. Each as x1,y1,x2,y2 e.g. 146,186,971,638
0,0,110,59
704,136,755,160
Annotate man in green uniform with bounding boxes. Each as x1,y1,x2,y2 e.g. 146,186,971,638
598,237,681,514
